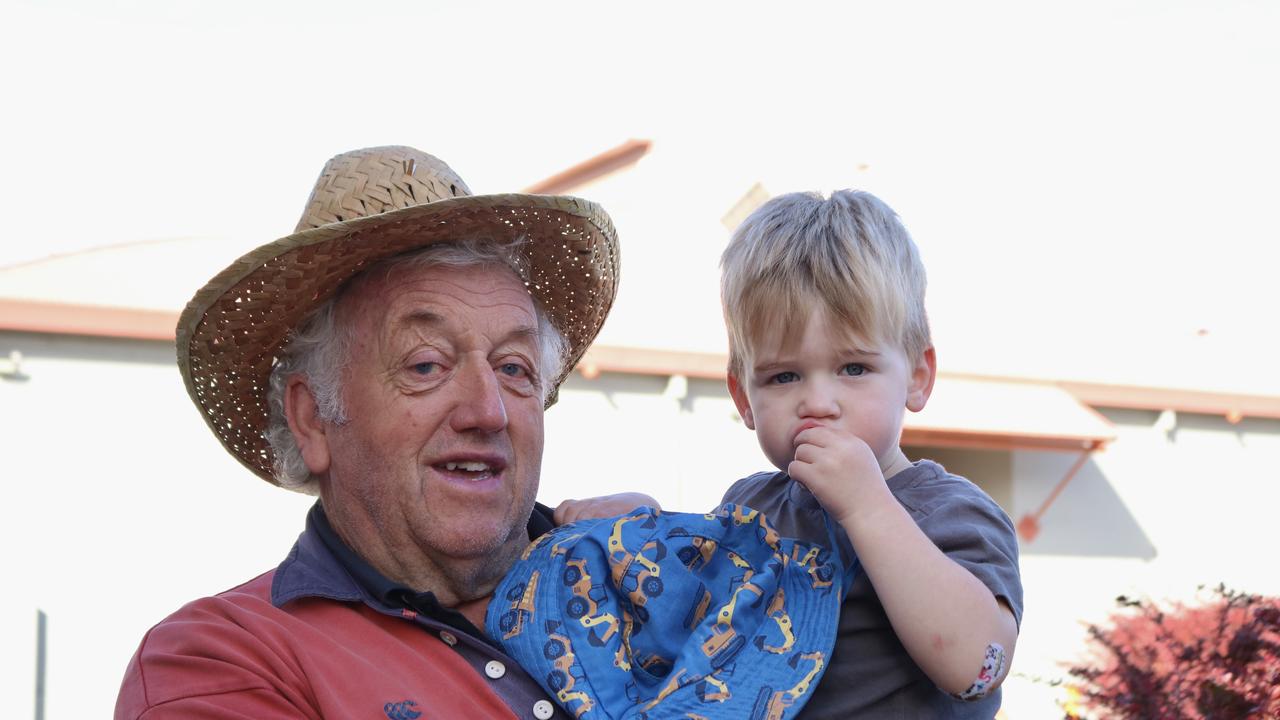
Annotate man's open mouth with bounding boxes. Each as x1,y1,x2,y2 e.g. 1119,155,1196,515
436,460,502,480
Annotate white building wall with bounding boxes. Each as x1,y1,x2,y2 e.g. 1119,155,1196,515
4,330,1277,719
543,375,769,512
0,606,38,720
1002,408,1280,718
0,332,314,719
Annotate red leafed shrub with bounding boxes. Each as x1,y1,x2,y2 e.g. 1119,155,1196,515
1066,584,1280,719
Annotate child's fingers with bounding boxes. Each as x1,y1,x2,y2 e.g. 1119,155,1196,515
790,444,840,490
787,459,812,487
792,426,832,449
788,451,825,485
792,440,827,467
787,459,834,507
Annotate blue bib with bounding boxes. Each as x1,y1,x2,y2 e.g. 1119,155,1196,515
486,504,856,719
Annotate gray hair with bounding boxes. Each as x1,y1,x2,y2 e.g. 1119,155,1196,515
264,238,568,493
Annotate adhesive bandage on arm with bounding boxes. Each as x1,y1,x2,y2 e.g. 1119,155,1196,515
952,642,1006,701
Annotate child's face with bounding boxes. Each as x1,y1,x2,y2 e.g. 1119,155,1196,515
728,307,935,477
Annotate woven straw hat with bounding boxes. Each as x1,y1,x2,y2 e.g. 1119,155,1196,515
176,145,619,485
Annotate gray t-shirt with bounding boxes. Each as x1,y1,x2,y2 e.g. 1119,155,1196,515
721,460,1023,719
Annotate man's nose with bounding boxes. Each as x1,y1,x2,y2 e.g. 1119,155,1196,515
449,357,508,433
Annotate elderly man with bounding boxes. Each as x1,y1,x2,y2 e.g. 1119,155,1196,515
115,146,619,720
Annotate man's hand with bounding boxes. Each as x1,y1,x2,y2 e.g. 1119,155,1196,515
787,426,886,524
553,492,661,525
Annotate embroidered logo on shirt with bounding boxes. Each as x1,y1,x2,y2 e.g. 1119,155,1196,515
384,700,422,720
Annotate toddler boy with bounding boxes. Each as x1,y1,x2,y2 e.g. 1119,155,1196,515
559,190,1022,718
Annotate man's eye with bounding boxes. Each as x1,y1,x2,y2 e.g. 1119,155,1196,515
771,371,799,384
499,363,528,378
840,363,866,377
411,361,439,376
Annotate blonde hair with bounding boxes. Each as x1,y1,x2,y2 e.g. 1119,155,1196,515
720,190,930,377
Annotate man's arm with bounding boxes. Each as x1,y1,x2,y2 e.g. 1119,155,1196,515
116,640,314,720
552,492,661,525
123,691,311,720
117,593,525,720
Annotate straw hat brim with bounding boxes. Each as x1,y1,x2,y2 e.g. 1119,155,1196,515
177,192,618,485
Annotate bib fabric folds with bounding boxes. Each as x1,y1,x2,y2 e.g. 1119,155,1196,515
485,504,856,720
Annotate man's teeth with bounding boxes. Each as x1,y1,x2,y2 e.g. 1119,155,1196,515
444,461,490,472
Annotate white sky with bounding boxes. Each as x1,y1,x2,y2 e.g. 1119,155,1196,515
4,6,1277,715
3,0,1278,388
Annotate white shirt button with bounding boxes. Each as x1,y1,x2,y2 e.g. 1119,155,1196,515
485,660,507,679
532,699,555,719
439,631,458,646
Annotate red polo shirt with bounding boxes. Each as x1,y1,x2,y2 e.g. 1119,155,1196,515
115,504,561,719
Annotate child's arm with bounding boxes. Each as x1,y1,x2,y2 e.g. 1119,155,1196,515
791,427,1018,698
553,492,662,525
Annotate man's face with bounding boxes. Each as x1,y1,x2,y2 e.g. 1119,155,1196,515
311,262,547,590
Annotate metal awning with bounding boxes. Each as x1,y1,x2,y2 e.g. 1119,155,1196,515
900,375,1117,542
903,375,1115,452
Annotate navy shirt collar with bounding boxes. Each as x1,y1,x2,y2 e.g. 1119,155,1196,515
291,500,555,641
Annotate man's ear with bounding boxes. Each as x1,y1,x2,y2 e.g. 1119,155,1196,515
284,376,331,475
906,346,937,413
727,373,756,430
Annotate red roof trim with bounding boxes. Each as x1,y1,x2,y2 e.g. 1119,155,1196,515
1057,380,1280,421
0,298,176,341
523,139,652,195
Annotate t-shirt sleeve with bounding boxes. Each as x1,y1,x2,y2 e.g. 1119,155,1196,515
914,483,1024,628
720,471,776,508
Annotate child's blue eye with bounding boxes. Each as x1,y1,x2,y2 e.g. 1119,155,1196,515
771,371,799,384
839,363,866,377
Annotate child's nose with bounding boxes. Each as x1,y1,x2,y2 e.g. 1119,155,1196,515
797,382,840,418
